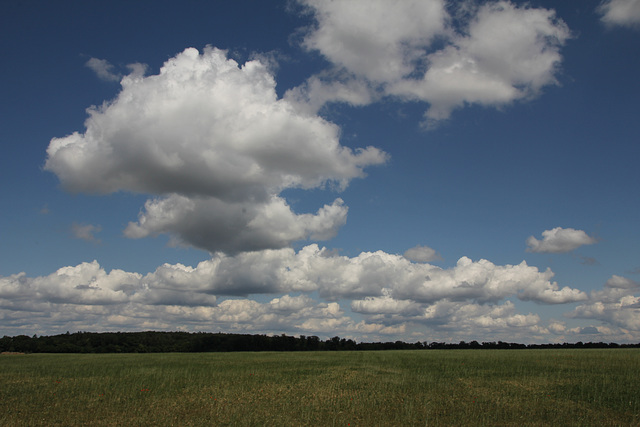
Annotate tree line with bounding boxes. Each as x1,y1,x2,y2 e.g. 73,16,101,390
1,332,638,354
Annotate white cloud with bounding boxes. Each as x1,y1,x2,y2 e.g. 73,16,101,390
71,223,102,243
299,0,448,83
85,58,121,82
569,298,640,331
47,47,387,253
0,261,139,306
49,47,385,198
269,294,314,313
417,300,546,341
284,73,374,116
606,275,640,289
389,1,570,124
547,320,566,335
568,275,640,330
404,245,442,263
526,227,597,253
390,255,586,305
123,195,348,254
293,0,570,124
598,0,640,28
10,245,586,307
351,289,422,315
0,245,593,340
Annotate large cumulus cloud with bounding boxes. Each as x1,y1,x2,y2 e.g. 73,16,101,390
45,47,387,253
289,0,570,125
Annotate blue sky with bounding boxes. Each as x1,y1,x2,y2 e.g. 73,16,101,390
1,0,639,343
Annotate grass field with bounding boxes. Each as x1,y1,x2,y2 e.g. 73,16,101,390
1,349,638,426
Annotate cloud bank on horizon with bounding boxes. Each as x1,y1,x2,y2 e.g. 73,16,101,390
2,0,640,343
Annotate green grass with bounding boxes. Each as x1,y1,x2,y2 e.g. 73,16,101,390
1,349,638,426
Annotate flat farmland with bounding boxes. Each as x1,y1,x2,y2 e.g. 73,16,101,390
1,349,638,426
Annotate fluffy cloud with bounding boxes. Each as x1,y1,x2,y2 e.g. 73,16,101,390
421,300,541,330
299,0,447,83
526,227,597,253
123,195,348,254
568,275,640,330
351,289,422,316
3,244,588,306
606,275,640,289
292,0,570,124
48,47,384,198
390,1,570,123
547,320,566,335
0,265,397,338
0,261,139,306
1,245,593,341
47,47,387,253
598,0,640,28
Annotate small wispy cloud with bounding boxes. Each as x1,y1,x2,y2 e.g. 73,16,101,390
626,267,640,275
598,0,640,28
403,245,442,263
85,57,121,82
71,222,102,243
579,256,599,266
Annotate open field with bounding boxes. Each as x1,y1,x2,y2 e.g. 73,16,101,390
1,349,638,426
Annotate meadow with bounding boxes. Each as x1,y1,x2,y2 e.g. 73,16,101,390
1,349,638,426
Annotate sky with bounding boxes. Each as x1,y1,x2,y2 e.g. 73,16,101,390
1,0,639,344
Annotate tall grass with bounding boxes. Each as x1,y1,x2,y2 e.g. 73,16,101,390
1,349,638,426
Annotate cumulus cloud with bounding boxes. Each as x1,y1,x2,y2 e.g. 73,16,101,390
123,195,348,254
71,223,102,243
568,275,640,331
404,245,442,263
351,289,422,316
291,0,570,124
299,0,448,83
49,47,385,197
0,263,397,338
598,0,640,28
0,261,139,306
526,227,597,253
189,245,583,304
606,275,640,289
1,245,593,340
392,1,570,124
547,320,566,335
47,47,387,253
5,244,588,306
421,300,542,331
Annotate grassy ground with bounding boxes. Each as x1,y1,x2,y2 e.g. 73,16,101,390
1,349,638,426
